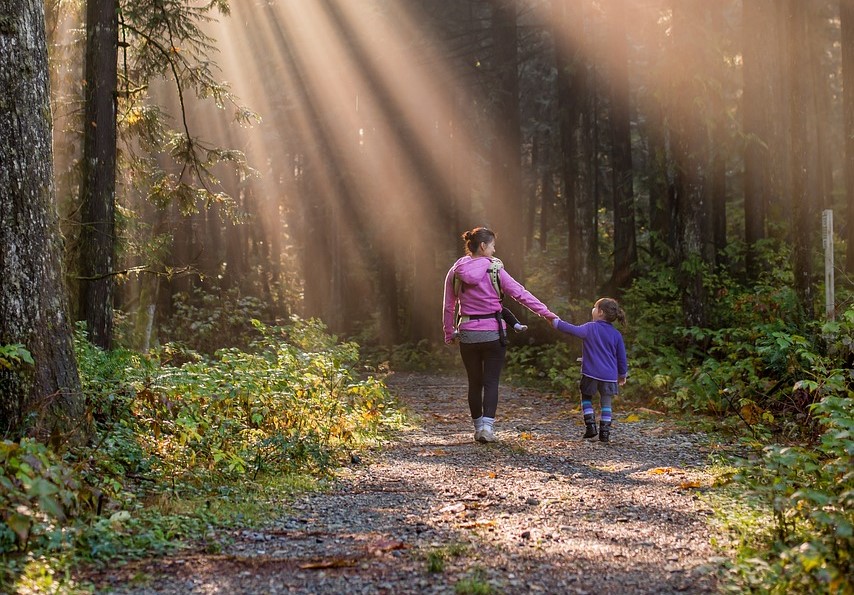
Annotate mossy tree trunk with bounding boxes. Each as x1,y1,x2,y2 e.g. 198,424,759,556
0,0,85,442
78,0,119,350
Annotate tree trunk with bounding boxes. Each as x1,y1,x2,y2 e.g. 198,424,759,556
552,0,586,295
841,0,854,273
0,0,85,441
490,0,523,277
786,0,816,318
742,0,773,278
539,132,554,253
671,0,710,327
707,3,727,265
78,0,118,350
606,0,637,293
645,97,671,261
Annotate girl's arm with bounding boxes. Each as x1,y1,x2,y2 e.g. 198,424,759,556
552,318,590,339
616,333,628,379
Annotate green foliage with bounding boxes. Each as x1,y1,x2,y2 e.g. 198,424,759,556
0,439,80,555
1,317,404,593
717,396,854,594
361,339,460,373
504,341,581,393
0,344,34,370
455,567,494,595
617,261,853,440
160,287,270,353
106,316,402,485
424,542,468,574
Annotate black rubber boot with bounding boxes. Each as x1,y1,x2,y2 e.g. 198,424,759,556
599,421,611,443
583,422,598,439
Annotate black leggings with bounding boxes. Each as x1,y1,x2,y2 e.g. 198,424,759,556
459,340,506,419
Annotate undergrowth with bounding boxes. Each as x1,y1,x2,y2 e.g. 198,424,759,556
1,317,404,593
508,259,853,594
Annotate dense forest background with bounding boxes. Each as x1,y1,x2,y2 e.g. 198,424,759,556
39,0,854,352
2,1,853,592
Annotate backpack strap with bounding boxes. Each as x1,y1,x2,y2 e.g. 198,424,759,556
488,258,504,300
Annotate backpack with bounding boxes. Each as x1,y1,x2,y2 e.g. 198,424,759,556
453,258,504,331
453,258,504,300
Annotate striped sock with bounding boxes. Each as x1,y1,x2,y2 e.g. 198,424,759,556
582,400,595,421
600,407,612,423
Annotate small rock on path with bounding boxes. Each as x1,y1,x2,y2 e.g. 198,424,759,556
96,373,723,594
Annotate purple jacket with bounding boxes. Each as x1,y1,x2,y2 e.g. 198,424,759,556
443,256,555,343
553,319,628,382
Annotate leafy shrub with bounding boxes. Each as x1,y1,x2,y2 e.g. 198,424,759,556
504,341,580,393
0,439,81,555
160,286,269,353
719,395,853,594
1,316,404,592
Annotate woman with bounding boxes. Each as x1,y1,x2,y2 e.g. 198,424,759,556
443,227,557,443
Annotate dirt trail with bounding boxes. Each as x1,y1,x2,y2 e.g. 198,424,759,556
96,372,723,594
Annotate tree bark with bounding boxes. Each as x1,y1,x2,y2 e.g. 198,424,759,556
552,0,586,295
742,0,773,278
786,0,816,318
606,0,637,292
707,3,727,265
78,0,118,350
671,0,710,327
0,0,85,441
645,97,671,261
842,0,854,273
490,0,524,277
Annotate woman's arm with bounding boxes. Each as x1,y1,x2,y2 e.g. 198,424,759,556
498,269,557,320
442,266,458,343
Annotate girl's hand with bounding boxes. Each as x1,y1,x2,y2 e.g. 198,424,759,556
619,377,627,386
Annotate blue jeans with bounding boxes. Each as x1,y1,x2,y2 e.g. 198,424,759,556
459,340,506,419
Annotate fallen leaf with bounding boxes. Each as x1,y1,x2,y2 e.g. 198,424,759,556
369,539,407,552
459,519,496,528
299,558,358,569
623,414,641,422
417,449,448,457
649,467,675,475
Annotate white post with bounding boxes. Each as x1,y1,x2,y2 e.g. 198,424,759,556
143,304,156,351
822,209,834,320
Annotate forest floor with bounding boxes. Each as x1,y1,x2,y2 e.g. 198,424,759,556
85,372,733,594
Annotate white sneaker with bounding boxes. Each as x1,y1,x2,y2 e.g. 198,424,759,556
477,427,496,443
474,429,483,442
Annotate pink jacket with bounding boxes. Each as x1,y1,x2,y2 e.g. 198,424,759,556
442,256,556,343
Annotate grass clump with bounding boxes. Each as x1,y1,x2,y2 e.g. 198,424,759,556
454,567,494,595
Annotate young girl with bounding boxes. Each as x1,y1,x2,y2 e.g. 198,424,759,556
551,298,628,443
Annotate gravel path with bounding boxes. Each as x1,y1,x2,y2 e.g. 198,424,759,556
95,372,724,594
